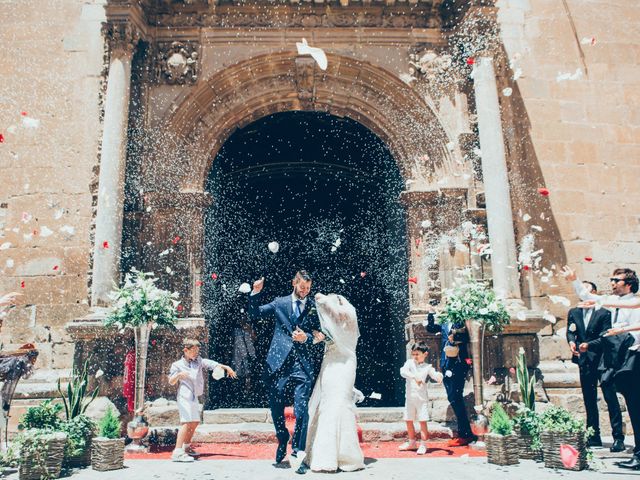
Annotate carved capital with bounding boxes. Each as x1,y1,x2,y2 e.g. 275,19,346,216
152,41,199,85
102,21,140,58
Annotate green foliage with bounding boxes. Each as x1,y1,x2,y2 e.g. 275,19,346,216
516,347,536,411
57,359,99,420
437,273,510,332
512,407,542,451
105,268,180,329
60,415,96,457
489,403,513,436
98,406,122,439
18,400,62,431
540,405,593,441
0,442,19,468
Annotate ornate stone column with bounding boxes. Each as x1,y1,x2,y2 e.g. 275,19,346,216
91,23,138,306
473,56,521,300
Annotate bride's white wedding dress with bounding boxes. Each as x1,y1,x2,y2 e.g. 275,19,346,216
305,293,364,472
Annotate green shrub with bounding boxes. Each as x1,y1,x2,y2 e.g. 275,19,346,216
57,359,99,421
18,400,62,431
60,415,96,457
98,406,121,439
512,407,542,450
540,405,592,440
489,403,513,436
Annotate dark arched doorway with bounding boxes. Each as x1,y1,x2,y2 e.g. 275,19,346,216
204,111,408,408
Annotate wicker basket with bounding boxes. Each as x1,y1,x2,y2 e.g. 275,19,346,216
91,437,125,471
486,433,519,466
64,435,93,468
541,431,588,471
19,432,67,480
514,427,543,461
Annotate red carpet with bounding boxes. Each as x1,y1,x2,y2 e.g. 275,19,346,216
125,442,485,461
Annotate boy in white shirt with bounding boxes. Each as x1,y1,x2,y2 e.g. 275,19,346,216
399,342,443,454
168,338,237,462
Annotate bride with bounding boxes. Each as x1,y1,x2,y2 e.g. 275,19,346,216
299,292,365,473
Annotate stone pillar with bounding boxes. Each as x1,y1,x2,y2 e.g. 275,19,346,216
473,56,521,300
91,24,138,306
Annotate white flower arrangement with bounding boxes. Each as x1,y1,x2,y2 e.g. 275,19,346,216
437,273,510,333
104,268,179,329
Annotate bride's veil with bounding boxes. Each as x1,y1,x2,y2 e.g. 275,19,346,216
315,294,360,357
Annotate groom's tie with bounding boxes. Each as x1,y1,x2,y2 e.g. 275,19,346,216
294,300,302,323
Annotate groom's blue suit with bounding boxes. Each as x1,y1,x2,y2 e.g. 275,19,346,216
248,293,320,453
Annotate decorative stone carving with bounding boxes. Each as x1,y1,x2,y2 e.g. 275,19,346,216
294,56,316,102
154,41,199,85
102,21,140,57
409,50,453,82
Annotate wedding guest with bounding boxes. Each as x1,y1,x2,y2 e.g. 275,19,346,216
426,306,476,446
565,281,625,451
399,342,443,454
563,266,640,470
169,338,236,462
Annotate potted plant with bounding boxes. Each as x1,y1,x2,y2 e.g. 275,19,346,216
105,268,179,451
540,406,591,471
91,406,124,471
485,403,519,466
437,273,510,434
17,429,67,480
511,347,542,461
57,359,98,468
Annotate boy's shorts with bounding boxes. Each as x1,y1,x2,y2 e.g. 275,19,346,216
177,395,201,423
403,398,430,422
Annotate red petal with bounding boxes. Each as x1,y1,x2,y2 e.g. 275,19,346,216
584,256,593,262
408,276,418,284
20,111,27,116
465,358,473,365
211,273,218,280
559,444,579,469
196,280,204,287
53,265,59,271
20,281,25,289
523,265,531,271
360,272,366,278
151,340,157,346
172,236,181,245
415,238,421,247
102,241,109,249
509,367,516,374
0,133,4,143
32,230,38,236
537,187,550,196
177,304,184,312
467,57,475,65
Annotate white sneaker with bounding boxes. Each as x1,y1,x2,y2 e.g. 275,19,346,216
417,443,427,455
399,441,418,451
172,450,195,462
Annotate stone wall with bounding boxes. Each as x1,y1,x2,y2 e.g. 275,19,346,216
0,1,105,369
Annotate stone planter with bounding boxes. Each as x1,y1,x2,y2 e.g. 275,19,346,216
541,431,588,471
63,435,93,468
91,437,125,471
486,433,519,466
19,432,67,480
514,426,543,461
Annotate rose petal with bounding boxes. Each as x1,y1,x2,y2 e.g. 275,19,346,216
465,358,472,365
20,281,25,289
0,133,4,143
53,265,59,271
584,256,593,262
360,272,366,278
487,375,497,385
20,111,27,116
102,241,109,249
172,236,181,244
211,273,218,280
177,304,183,312
408,276,418,284
509,367,516,374
196,280,204,287
537,187,550,196
560,444,579,469
467,57,475,65
415,238,421,247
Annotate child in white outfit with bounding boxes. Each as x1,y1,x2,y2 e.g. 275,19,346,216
399,342,443,455
169,338,236,462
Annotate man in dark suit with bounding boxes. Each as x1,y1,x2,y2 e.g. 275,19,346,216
426,307,475,446
566,280,625,452
248,270,321,464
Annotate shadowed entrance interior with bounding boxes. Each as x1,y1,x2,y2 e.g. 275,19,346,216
204,111,408,408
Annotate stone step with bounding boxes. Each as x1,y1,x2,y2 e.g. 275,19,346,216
150,421,456,444
201,407,407,425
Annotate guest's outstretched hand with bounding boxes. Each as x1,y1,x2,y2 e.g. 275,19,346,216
561,266,577,282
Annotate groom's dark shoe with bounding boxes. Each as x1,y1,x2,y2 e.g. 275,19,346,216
295,463,309,475
275,440,288,464
618,455,640,470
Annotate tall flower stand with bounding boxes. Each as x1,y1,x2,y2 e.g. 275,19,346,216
466,319,489,449
125,323,152,452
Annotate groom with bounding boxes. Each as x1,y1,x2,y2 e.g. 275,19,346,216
248,270,321,464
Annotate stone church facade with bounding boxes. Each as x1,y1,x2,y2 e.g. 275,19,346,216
1,0,639,429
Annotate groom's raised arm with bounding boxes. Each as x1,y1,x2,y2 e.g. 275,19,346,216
247,292,277,321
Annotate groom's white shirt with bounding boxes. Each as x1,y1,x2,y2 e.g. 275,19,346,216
291,293,308,315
